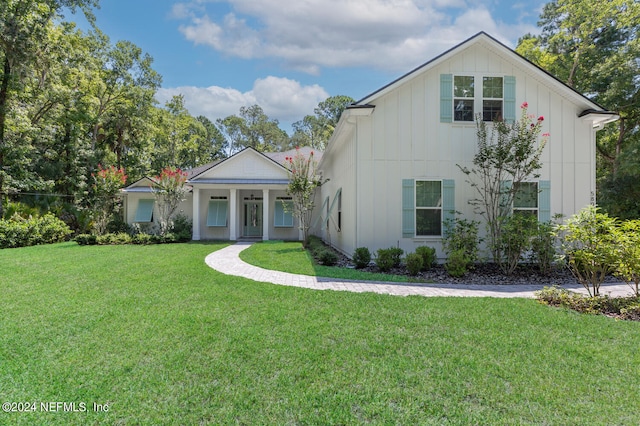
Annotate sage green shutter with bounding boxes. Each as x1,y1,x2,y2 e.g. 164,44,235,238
440,74,453,123
538,180,551,222
134,199,154,222
402,179,415,238
442,179,455,229
207,200,228,227
503,76,516,123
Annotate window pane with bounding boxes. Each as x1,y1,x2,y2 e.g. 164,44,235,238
483,77,503,98
416,209,442,236
454,100,474,121
483,100,503,122
514,182,538,208
416,181,441,207
454,76,474,97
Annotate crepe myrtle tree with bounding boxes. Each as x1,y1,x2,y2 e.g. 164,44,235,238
458,102,549,264
284,147,327,247
152,167,189,235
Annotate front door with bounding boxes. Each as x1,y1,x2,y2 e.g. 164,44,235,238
243,201,263,237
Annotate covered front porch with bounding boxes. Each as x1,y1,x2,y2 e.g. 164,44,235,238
191,185,300,241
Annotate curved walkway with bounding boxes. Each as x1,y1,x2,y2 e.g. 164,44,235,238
205,242,633,298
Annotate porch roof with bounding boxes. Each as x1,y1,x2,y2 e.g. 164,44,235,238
189,178,289,185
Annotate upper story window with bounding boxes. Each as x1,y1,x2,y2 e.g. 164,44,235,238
441,74,515,124
454,76,475,122
483,77,503,121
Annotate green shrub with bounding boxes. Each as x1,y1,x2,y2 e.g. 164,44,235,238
497,213,538,275
614,219,640,297
529,220,557,274
555,206,619,296
405,252,424,276
415,246,436,271
0,214,72,249
169,213,192,242
352,247,371,269
445,249,470,278
75,234,98,246
317,248,338,266
96,233,131,245
535,286,640,320
132,233,155,245
442,215,481,265
375,247,404,272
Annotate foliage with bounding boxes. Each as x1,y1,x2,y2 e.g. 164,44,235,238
536,286,640,321
415,246,437,271
442,214,481,265
405,252,424,276
375,247,404,272
445,249,471,278
458,104,548,264
151,167,189,235
613,219,640,296
496,213,538,275
529,219,557,274
0,214,72,248
516,0,640,218
316,248,338,266
285,148,327,246
555,206,620,296
352,247,372,269
90,164,126,235
291,95,355,150
168,212,192,242
216,104,289,154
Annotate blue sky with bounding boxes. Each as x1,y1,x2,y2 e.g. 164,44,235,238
67,0,547,133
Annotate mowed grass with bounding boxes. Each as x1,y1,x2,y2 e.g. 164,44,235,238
0,242,639,424
240,240,414,282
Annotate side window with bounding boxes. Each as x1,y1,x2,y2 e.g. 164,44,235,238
482,77,503,121
513,182,538,218
415,181,442,236
454,76,474,122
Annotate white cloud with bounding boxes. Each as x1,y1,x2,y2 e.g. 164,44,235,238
174,0,538,74
155,76,329,129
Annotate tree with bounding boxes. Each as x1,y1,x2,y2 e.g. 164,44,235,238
516,0,640,218
291,95,354,151
284,148,327,246
90,164,126,234
216,105,288,154
458,103,548,264
0,0,98,217
152,167,188,235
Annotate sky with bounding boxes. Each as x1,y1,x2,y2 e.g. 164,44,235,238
67,0,547,134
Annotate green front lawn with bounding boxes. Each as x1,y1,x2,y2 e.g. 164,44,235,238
239,240,413,282
0,242,638,424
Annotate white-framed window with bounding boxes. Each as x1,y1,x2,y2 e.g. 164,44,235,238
415,180,442,236
207,197,228,227
274,197,294,228
513,182,538,217
452,75,504,122
454,76,475,122
134,199,154,223
482,76,503,122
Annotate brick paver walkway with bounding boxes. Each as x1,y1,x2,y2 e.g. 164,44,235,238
204,242,633,298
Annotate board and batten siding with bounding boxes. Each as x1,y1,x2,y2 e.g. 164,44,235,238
344,41,597,258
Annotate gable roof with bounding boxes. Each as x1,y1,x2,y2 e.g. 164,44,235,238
352,31,616,118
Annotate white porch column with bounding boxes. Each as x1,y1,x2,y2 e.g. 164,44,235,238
262,189,269,241
229,189,237,241
192,187,201,240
